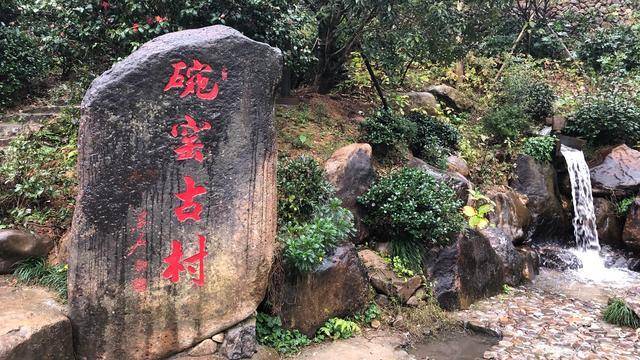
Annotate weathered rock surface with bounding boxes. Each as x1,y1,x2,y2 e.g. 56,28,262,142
0,230,53,274
408,157,472,203
486,186,532,244
425,84,474,112
511,155,569,242
538,247,583,270
591,145,640,196
272,244,369,337
68,25,281,359
0,283,73,360
479,227,527,286
324,143,375,243
403,91,440,115
358,249,422,304
446,155,469,177
623,198,640,253
593,198,623,248
219,317,257,360
425,230,504,310
188,339,218,356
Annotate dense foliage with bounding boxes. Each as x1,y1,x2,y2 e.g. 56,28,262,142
14,257,68,299
522,136,556,163
407,112,459,164
483,104,531,141
603,298,640,329
500,73,556,122
0,26,50,109
564,94,640,146
277,156,332,225
358,168,464,269
279,199,354,272
359,109,416,153
579,24,640,73
256,313,311,354
0,110,78,229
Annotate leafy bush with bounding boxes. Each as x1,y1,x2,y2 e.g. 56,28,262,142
0,109,78,229
407,112,459,167
314,318,360,341
358,168,464,269
256,313,311,354
483,105,531,141
279,199,354,272
277,156,332,225
616,197,635,216
603,298,640,329
0,26,50,109
500,72,555,122
462,190,496,229
522,136,556,163
14,257,68,299
564,94,640,146
359,109,416,153
579,25,640,72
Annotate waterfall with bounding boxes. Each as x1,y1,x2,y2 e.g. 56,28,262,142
560,144,600,251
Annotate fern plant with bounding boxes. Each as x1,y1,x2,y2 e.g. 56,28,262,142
314,318,360,341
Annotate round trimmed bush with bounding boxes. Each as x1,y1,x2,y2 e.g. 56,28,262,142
407,112,459,161
359,109,416,153
483,104,531,141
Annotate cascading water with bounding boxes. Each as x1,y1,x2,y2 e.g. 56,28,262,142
560,144,600,251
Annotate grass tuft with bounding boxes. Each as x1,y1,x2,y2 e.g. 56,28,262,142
603,298,640,329
13,257,68,300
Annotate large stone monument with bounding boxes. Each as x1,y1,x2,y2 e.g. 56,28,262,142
68,26,281,359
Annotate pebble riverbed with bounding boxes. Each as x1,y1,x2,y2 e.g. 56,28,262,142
457,268,640,360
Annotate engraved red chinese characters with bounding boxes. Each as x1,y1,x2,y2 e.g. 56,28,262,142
162,235,208,286
174,176,207,222
170,115,211,162
163,59,227,100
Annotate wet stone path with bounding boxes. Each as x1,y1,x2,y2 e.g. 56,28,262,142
457,269,640,359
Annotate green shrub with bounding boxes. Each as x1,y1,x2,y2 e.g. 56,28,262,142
616,197,635,216
603,298,640,329
0,26,50,109
564,94,640,147
407,112,459,167
358,168,464,269
483,105,531,141
579,25,640,72
256,313,311,354
359,109,417,153
500,73,555,122
314,318,360,341
279,199,354,272
522,136,556,163
0,109,78,229
277,156,333,225
14,257,68,299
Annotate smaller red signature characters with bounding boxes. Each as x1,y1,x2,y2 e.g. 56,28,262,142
175,176,207,222
170,115,211,162
162,235,208,286
163,59,228,100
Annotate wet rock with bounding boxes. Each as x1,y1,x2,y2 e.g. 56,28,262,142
358,249,422,304
425,84,474,112
538,247,583,270
68,25,282,359
593,198,623,248
511,155,569,242
591,145,640,196
403,91,440,115
479,227,527,286
518,247,540,281
485,186,532,244
0,229,53,274
426,230,504,310
375,294,390,307
220,317,257,360
273,244,369,337
408,157,472,203
447,155,470,177
188,339,217,356
324,143,375,243
628,258,640,272
0,285,73,359
623,198,640,253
